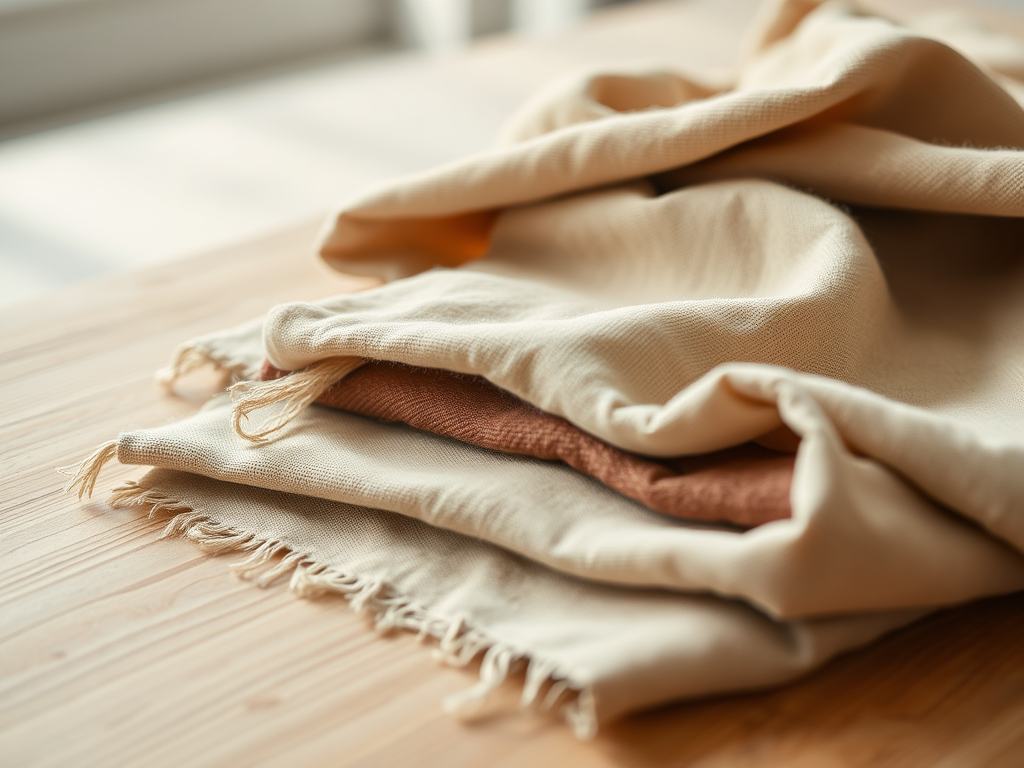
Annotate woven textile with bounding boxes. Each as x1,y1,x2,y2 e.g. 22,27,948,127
262,360,795,528
117,456,917,736
70,0,1024,736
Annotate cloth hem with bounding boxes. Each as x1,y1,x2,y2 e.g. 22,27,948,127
62,444,598,739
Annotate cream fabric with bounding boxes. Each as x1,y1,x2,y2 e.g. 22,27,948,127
114,385,1024,619
113,399,921,733
268,0,1024,557
89,0,1024,735
316,0,1024,278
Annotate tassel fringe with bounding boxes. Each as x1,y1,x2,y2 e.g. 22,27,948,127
156,341,257,387
107,479,598,739
59,439,119,499
229,356,366,443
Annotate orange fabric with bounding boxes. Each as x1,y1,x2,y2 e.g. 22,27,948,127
262,360,793,528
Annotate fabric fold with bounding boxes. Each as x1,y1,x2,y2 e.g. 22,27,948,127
109,466,921,735
317,1,1024,276
67,0,1024,737
261,359,796,529
102,395,1024,620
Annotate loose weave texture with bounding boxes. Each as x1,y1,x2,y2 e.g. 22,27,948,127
88,0,1024,735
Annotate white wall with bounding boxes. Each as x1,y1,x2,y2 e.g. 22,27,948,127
0,0,389,127
0,0,625,129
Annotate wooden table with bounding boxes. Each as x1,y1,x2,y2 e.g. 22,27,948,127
4,3,1024,766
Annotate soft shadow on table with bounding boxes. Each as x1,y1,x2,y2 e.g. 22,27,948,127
594,591,1024,767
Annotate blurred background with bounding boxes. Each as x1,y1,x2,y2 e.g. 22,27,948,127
0,0,1022,307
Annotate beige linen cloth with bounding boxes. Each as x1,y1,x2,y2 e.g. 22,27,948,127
68,0,1024,737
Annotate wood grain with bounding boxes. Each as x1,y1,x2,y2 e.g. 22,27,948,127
3,2,1024,766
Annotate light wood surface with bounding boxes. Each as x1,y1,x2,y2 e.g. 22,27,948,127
3,2,1024,766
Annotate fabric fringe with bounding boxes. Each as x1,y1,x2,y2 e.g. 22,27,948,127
59,439,119,499
228,356,366,444
156,341,256,387
106,479,598,739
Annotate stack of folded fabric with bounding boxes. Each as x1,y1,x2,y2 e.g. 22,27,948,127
67,0,1024,738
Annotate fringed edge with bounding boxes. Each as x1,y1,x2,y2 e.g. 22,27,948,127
59,439,119,499
156,341,257,387
107,479,598,739
228,356,367,444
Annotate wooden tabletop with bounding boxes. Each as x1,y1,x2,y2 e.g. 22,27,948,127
3,2,1024,766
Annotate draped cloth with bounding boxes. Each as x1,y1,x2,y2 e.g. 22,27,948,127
71,0,1024,737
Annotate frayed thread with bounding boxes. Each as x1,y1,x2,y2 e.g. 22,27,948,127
228,356,366,444
156,341,256,387
59,439,119,499
107,479,598,739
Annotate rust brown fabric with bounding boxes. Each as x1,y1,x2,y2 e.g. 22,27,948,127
262,360,793,528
